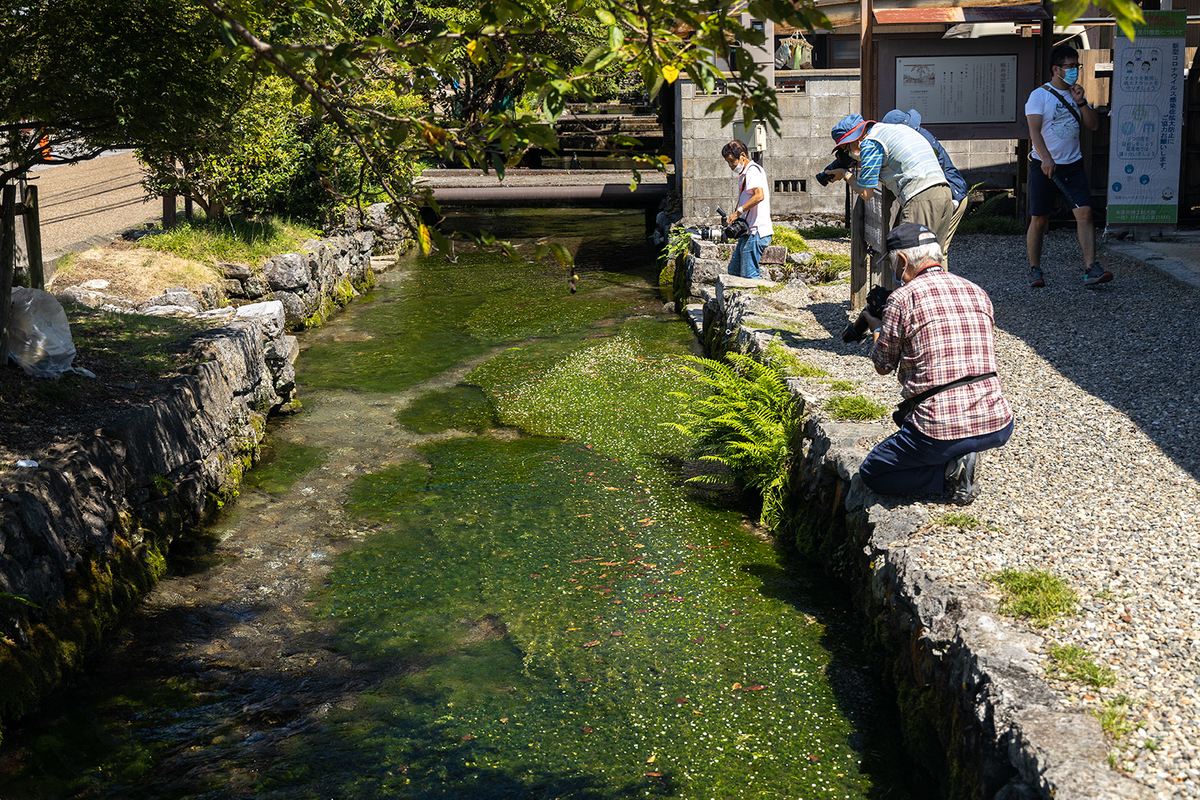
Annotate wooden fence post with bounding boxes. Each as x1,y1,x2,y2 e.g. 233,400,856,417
21,184,44,290
163,193,177,229
1,184,16,362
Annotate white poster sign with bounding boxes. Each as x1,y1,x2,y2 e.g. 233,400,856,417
895,56,1017,124
1106,10,1186,226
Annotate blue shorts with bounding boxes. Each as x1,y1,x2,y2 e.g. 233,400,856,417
1029,158,1091,217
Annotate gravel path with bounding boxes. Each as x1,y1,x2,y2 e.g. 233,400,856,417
775,230,1200,799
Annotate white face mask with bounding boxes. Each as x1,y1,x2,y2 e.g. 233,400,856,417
729,157,748,174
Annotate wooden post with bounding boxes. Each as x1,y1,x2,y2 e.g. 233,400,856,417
860,0,876,121
163,193,177,229
1,184,15,362
850,196,868,311
21,184,44,290
184,196,193,221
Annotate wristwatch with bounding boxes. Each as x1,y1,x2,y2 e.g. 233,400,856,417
1076,99,1087,107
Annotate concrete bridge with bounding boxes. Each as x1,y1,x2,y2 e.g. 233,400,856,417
418,168,671,228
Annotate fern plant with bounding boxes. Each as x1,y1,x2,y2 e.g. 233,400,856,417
665,353,799,530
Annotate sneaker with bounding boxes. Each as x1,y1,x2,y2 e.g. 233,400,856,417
1083,263,1113,286
944,452,979,506
1029,267,1045,288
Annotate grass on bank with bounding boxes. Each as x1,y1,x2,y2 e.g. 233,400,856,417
1047,644,1116,688
825,394,888,421
991,568,1078,627
134,215,321,268
1096,695,1135,740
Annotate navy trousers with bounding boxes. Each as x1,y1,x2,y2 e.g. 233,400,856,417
859,418,1014,497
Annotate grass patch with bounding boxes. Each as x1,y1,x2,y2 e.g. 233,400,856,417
1047,644,1116,688
795,224,850,239
769,227,810,254
934,511,984,529
824,379,857,392
1095,695,1135,740
762,341,828,378
824,395,888,421
957,192,1026,236
135,215,321,269
991,568,1078,627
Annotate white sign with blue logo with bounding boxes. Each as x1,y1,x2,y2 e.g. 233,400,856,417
1106,10,1185,225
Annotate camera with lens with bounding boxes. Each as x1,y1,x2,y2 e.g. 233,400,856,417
815,148,855,188
842,285,893,344
693,206,751,242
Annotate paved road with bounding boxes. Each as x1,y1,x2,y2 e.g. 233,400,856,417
24,151,166,269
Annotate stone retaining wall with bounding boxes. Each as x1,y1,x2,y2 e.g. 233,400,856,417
0,206,408,741
656,217,1151,800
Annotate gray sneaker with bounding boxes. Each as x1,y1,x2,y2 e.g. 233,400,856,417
1084,263,1113,286
945,452,979,506
1029,267,1045,288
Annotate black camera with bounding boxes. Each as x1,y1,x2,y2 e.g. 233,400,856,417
842,285,893,344
691,206,751,243
816,148,855,188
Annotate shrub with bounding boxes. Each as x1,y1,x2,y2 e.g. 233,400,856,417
769,227,810,254
666,353,799,530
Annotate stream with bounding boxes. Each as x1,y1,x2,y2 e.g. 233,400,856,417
0,208,913,799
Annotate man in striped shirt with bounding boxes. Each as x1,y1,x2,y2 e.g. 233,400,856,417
824,114,956,261
857,223,1014,505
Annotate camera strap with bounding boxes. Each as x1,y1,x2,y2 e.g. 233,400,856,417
892,372,997,428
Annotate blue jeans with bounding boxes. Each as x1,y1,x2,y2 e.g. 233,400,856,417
859,418,1014,496
727,232,772,279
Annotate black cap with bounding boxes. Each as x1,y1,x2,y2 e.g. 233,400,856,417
885,222,939,253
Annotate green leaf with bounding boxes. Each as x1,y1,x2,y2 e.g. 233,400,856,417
418,223,432,255
548,241,572,267
594,8,616,25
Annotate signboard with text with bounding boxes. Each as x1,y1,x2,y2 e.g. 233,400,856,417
1106,10,1186,226
895,56,1018,125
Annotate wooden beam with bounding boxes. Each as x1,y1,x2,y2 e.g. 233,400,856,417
22,185,44,290
1,184,15,362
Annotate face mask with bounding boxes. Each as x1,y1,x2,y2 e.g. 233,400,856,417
729,158,744,173
1062,67,1079,85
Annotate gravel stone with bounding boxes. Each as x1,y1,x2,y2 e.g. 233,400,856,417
754,230,1200,800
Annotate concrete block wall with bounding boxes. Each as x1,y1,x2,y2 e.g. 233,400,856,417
676,71,860,222
676,72,1024,222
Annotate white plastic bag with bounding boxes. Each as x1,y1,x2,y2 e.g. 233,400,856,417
8,287,77,379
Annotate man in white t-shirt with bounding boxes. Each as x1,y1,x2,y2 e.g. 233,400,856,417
721,140,773,279
1025,43,1112,288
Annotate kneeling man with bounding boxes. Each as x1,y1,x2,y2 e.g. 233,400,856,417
858,223,1014,505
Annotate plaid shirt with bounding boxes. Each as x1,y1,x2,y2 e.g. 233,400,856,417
871,267,1012,440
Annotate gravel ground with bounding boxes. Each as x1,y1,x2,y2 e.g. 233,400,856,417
774,230,1200,799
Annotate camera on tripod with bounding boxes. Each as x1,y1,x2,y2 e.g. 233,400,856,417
815,148,855,188
690,206,751,243
842,285,893,343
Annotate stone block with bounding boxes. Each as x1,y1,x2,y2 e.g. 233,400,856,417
243,276,270,299
264,253,310,292
139,288,201,313
234,300,287,340
218,262,252,280
760,244,787,265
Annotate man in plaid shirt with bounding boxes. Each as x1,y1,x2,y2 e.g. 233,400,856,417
859,223,1014,505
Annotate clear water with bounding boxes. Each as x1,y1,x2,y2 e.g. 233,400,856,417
0,209,911,799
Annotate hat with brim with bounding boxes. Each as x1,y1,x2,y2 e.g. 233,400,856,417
885,222,939,254
831,114,871,152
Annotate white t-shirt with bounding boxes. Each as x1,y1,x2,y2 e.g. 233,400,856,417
1025,84,1083,165
736,161,773,237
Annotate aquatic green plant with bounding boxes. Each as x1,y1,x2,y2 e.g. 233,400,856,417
665,353,798,530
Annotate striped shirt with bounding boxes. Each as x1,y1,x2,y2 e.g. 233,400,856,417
856,123,948,204
871,267,1012,440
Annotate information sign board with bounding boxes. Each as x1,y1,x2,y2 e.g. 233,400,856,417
1105,10,1186,226
895,56,1018,124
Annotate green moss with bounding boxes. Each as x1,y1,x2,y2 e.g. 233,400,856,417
0,536,167,745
